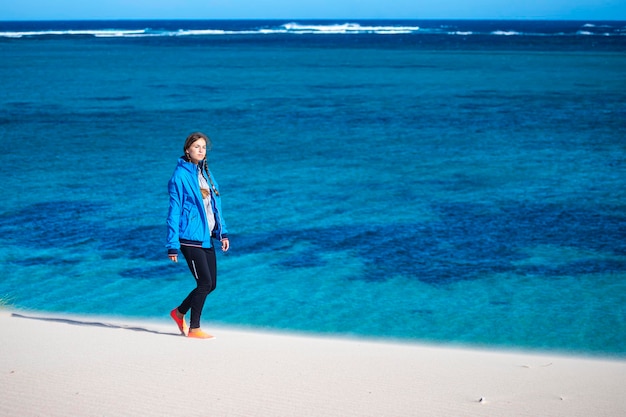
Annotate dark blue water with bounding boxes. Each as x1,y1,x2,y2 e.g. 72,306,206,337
1,20,625,355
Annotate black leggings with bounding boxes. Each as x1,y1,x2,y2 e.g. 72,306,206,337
178,246,217,329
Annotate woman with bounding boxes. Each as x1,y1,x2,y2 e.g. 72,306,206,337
166,132,229,339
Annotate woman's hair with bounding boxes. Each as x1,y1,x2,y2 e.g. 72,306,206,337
183,131,220,196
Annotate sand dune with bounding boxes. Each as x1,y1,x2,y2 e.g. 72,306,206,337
1,311,624,417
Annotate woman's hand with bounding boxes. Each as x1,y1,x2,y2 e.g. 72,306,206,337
221,238,230,252
168,254,178,263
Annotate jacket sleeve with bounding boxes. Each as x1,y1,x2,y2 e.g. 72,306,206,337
166,175,183,255
217,193,229,238
209,169,229,239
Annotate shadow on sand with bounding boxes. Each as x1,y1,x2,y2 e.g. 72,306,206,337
11,312,180,337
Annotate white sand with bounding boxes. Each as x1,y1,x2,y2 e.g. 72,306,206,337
1,310,625,417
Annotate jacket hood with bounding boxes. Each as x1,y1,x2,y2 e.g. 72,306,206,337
177,157,198,173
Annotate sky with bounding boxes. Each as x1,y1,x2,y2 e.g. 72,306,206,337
0,0,625,21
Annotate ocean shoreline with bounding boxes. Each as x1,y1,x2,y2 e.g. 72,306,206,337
8,308,626,360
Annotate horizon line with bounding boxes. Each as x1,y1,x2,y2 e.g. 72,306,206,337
2,17,626,22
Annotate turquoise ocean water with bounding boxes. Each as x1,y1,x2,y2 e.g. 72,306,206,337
1,20,625,355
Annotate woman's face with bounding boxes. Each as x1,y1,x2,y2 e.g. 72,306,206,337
186,138,207,164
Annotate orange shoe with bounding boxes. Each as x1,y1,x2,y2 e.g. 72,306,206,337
188,328,215,339
170,308,188,336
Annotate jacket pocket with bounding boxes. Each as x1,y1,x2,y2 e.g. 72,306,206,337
180,200,202,239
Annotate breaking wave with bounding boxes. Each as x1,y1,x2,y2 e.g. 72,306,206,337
1,20,624,39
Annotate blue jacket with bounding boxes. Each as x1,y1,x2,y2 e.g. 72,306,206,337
166,158,228,255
